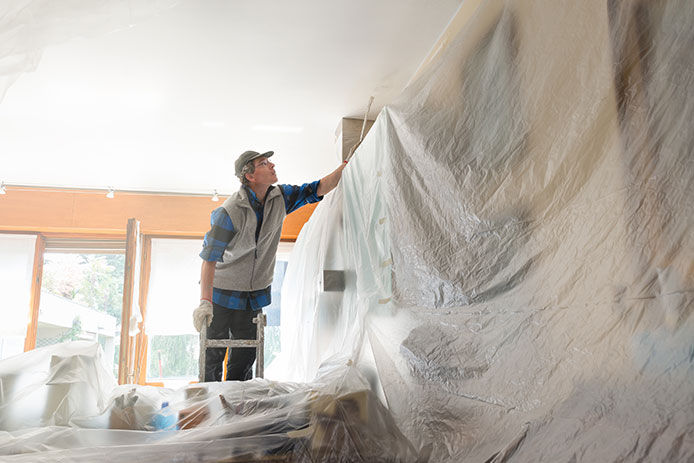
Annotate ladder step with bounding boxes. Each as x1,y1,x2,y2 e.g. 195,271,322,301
199,312,267,382
205,339,261,348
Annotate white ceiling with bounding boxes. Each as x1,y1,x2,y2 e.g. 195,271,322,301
0,0,462,195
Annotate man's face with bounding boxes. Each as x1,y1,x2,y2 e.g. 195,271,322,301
247,156,277,186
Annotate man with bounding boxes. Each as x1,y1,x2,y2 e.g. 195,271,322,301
193,150,346,381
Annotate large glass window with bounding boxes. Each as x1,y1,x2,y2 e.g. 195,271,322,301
267,242,294,366
0,234,37,360
145,239,293,387
145,239,202,388
39,253,124,377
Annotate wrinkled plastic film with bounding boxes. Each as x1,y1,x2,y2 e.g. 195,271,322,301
0,342,419,462
1,0,693,461
277,0,694,461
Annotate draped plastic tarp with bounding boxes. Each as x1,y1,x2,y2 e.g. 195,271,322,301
274,0,694,461
2,0,693,461
0,342,418,461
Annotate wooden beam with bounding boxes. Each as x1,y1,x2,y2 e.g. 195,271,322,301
0,187,315,241
134,236,152,385
282,202,317,240
23,235,45,352
335,117,375,162
0,189,210,236
118,218,139,384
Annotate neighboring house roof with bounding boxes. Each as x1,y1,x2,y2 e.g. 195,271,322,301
39,291,117,334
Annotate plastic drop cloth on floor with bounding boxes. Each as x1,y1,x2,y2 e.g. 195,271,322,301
272,0,694,461
0,342,419,462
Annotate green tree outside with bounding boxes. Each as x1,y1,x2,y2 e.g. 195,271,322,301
57,317,83,342
147,335,198,378
43,253,283,381
42,253,124,322
77,254,124,320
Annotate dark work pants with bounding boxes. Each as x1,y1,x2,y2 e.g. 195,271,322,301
204,301,260,382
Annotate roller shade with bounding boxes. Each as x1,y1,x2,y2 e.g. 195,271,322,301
43,238,125,254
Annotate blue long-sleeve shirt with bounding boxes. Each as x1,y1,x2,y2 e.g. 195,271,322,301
200,181,322,310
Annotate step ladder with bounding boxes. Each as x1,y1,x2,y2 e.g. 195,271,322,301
198,312,267,382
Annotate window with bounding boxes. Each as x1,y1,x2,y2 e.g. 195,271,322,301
144,239,293,387
145,239,203,388
267,242,295,366
0,234,37,360
39,249,125,377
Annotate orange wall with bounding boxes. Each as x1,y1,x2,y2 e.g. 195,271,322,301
0,188,316,239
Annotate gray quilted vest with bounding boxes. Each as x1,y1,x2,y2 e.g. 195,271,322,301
213,186,287,291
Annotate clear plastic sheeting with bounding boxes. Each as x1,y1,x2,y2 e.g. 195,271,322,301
0,342,419,462
2,0,693,461
276,0,694,461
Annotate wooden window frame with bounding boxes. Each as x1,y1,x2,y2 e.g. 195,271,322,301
3,187,312,384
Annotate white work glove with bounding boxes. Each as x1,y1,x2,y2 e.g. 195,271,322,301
193,300,213,332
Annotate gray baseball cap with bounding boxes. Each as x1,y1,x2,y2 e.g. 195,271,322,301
235,150,274,178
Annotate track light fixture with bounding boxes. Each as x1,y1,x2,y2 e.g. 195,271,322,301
106,187,115,199
212,190,219,202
